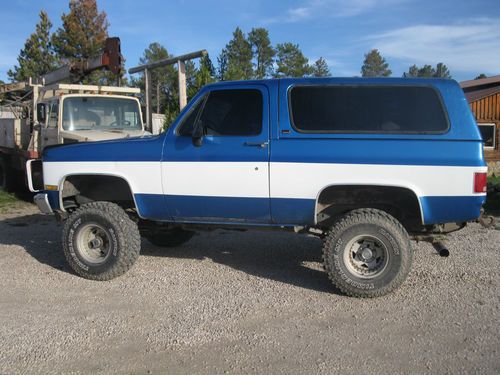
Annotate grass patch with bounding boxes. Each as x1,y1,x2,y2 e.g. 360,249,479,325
0,190,20,212
0,190,18,206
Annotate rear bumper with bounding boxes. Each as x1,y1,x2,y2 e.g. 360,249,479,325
34,193,53,214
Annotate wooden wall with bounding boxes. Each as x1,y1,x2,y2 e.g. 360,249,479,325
469,93,500,162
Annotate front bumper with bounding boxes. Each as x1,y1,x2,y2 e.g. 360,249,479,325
34,193,53,214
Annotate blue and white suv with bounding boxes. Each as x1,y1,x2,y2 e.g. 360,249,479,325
29,78,488,297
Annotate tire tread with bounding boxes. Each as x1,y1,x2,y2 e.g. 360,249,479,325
322,208,412,298
62,201,141,280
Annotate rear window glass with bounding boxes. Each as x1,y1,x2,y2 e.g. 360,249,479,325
290,85,449,133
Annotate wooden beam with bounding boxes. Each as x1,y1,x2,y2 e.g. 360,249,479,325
178,61,187,110
144,68,152,132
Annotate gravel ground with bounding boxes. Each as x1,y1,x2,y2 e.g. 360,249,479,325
0,204,499,374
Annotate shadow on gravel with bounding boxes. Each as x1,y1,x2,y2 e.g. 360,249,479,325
1,213,336,293
142,230,337,294
0,213,72,273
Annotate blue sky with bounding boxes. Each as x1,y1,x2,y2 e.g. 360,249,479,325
1,0,499,82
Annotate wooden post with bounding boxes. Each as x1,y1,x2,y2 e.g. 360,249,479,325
177,60,187,110
144,68,152,132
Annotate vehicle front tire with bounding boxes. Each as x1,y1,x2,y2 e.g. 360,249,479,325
144,228,195,247
62,202,141,280
323,208,413,298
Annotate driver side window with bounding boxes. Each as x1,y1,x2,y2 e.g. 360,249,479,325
177,89,263,137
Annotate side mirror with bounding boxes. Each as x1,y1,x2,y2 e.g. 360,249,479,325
36,103,47,124
192,121,204,147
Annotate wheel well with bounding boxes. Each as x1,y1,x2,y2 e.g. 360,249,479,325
316,185,423,231
61,175,136,211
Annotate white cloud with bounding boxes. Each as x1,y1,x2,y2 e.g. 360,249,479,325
369,18,500,74
265,0,407,23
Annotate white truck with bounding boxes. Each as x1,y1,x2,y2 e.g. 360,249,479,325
0,38,148,190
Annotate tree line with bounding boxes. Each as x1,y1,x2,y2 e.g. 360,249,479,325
8,0,490,123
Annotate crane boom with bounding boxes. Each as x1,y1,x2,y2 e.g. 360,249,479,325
0,37,123,95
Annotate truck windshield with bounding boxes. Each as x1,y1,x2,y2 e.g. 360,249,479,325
62,97,142,131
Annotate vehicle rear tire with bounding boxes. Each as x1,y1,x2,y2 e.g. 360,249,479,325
322,208,413,298
145,228,195,247
62,202,141,280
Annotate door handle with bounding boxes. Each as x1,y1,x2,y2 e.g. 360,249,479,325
244,141,268,148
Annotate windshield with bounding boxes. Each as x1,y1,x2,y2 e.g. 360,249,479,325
62,96,142,131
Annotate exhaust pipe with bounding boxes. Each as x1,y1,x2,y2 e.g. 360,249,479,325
432,240,450,257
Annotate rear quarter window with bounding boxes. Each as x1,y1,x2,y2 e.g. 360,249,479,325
289,85,449,134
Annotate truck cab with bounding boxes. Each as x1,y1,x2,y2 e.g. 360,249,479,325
37,84,147,149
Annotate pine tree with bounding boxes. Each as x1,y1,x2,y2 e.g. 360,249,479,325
188,54,215,98
223,27,253,81
403,63,452,78
131,42,179,124
475,73,487,80
435,63,451,78
402,65,418,77
417,65,434,77
273,43,312,78
7,11,58,82
217,49,228,81
361,49,391,77
52,0,109,59
311,57,330,77
248,28,275,79
52,0,111,83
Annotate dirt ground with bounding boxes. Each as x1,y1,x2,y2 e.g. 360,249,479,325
0,203,499,374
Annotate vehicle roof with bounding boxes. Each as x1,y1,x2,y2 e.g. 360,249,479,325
206,77,459,88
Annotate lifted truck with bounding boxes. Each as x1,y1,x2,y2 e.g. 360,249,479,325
0,38,147,191
28,77,488,298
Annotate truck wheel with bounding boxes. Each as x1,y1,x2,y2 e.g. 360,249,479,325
322,208,413,298
145,228,194,247
62,202,141,280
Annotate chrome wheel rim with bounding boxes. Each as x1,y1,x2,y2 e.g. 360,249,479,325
343,234,389,279
76,223,112,264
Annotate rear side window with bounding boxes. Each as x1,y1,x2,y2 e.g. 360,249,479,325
290,85,449,133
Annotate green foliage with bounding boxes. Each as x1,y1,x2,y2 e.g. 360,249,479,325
435,63,451,78
403,63,452,78
52,0,112,84
188,54,216,98
222,27,253,81
361,49,391,77
475,73,487,80
131,43,214,129
52,0,109,59
131,42,180,125
7,11,59,82
273,43,312,78
311,57,330,77
0,190,19,211
217,49,228,81
248,28,275,79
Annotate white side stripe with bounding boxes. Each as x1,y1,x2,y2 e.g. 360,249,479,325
270,163,487,199
44,161,487,199
162,162,269,198
44,162,162,195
